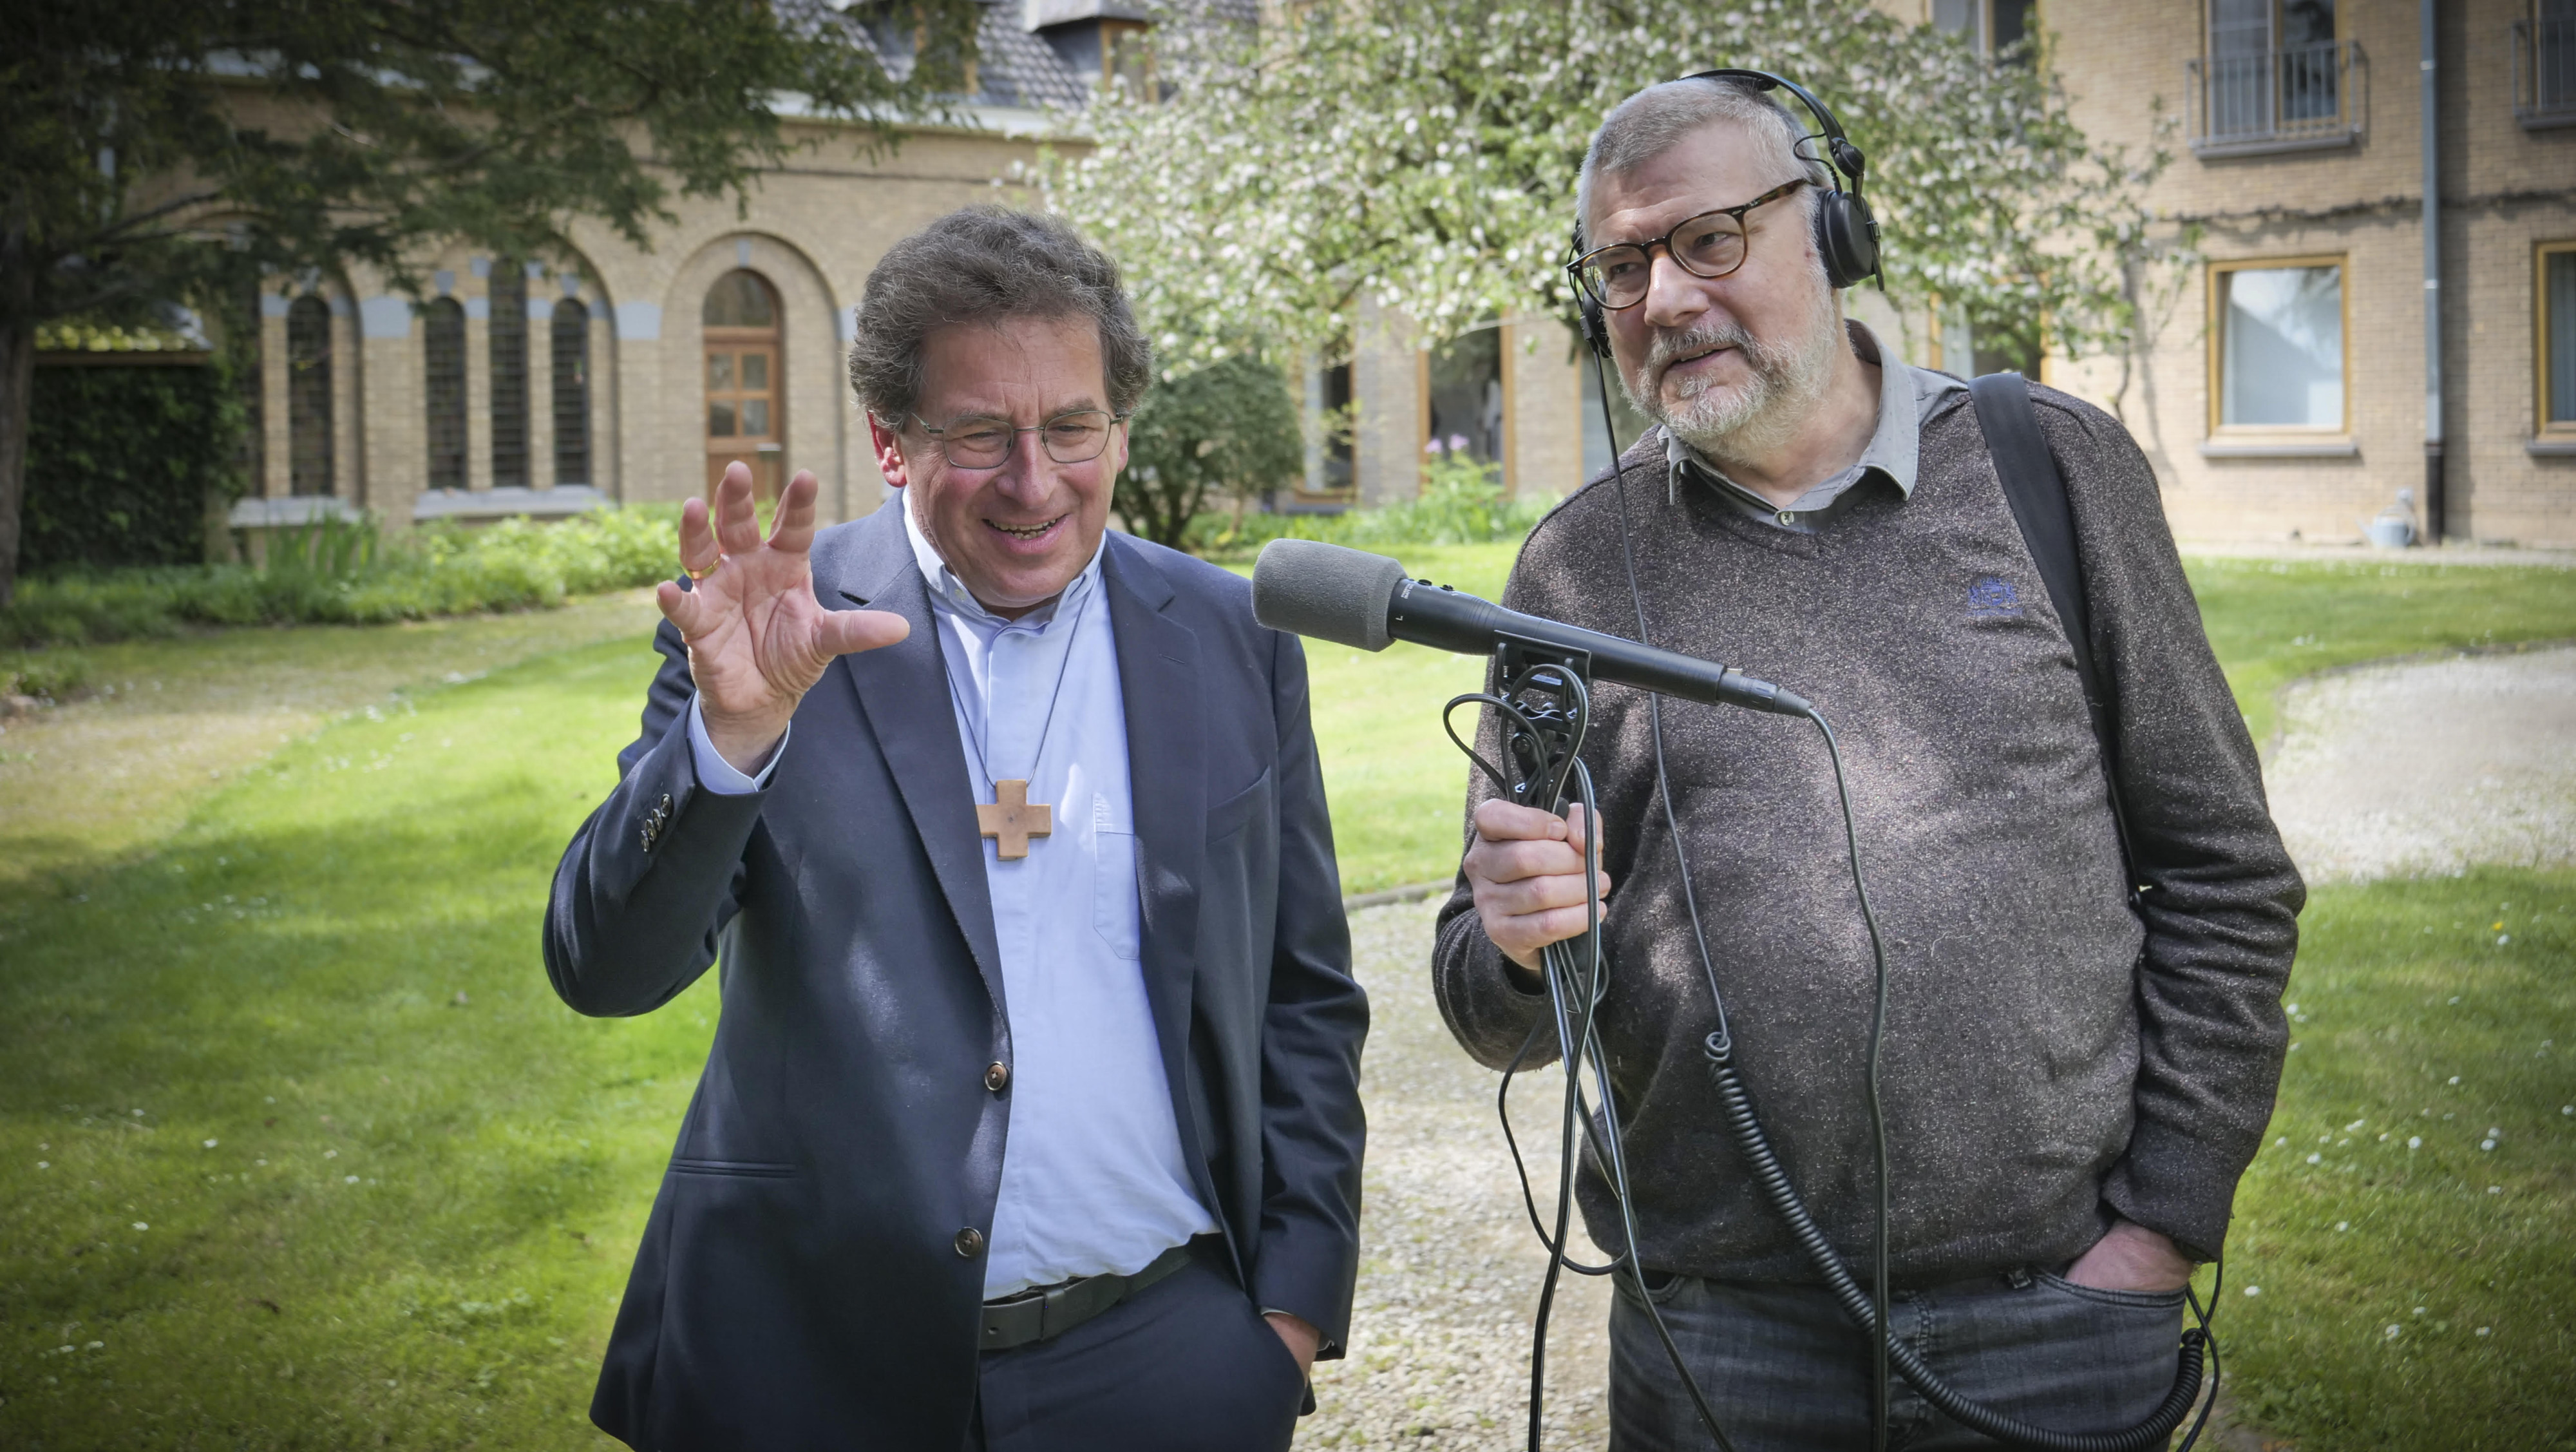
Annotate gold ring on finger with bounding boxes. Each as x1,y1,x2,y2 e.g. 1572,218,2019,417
683,554,723,582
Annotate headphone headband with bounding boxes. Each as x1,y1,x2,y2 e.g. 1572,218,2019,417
1566,66,1884,359
1675,69,1868,193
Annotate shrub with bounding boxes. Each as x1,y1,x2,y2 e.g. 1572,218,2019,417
0,506,681,648
22,362,245,572
1120,355,1307,551
1190,448,1554,559
5,651,90,702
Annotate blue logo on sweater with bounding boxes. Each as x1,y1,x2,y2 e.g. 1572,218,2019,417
1967,576,2023,618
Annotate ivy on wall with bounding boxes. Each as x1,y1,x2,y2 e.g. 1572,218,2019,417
21,363,243,575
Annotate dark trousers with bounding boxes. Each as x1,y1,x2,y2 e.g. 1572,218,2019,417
1609,1266,2190,1451
968,1256,1307,1452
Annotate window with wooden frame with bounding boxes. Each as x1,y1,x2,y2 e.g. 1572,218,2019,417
2542,240,2576,436
2193,0,2356,154
1101,19,1153,97
2208,256,2348,435
1931,0,2036,60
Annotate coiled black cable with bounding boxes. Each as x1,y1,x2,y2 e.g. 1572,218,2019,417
1567,344,2216,1451
1700,1035,2208,1451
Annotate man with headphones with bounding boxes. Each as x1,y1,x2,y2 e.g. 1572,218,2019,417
1431,73,2302,1449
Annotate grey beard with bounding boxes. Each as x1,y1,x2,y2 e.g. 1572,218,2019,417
1620,289,1844,470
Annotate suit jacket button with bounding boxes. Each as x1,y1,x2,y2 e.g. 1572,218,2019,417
954,1227,985,1259
984,1062,1010,1093
658,793,674,813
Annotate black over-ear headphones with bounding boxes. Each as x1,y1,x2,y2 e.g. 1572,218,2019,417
1569,68,1883,359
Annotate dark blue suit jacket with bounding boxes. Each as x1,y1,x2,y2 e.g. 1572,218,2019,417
543,501,1367,1451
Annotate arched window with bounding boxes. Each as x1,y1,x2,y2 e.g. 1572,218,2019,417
286,294,334,497
552,298,592,486
703,270,777,329
424,298,468,491
702,269,782,499
489,263,531,488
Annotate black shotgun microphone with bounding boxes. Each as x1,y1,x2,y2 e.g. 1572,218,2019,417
1251,539,1812,716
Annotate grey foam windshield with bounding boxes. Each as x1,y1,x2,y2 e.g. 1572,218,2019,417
1251,539,1407,652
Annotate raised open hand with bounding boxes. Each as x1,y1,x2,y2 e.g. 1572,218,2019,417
657,463,909,773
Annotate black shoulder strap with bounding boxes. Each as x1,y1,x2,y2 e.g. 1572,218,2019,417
1966,372,2144,901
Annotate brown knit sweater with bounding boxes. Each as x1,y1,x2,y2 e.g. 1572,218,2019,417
1430,385,2302,1285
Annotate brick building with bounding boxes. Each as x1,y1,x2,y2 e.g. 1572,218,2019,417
2032,0,2575,546
223,0,2573,547
219,0,1593,541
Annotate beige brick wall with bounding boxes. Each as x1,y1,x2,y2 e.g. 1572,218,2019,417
2047,0,2575,547
316,122,1054,533
1506,319,1587,502
1352,296,1423,508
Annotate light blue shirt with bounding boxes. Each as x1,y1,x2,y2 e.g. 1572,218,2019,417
688,503,1215,1299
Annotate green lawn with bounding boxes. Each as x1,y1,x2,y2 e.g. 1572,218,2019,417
1302,549,2576,894
0,548,2571,1449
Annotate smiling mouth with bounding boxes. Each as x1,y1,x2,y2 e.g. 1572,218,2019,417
987,515,1065,541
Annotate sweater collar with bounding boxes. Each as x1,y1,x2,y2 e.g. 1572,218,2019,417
1663,320,1966,528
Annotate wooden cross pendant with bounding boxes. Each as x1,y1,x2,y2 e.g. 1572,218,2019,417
976,779,1052,861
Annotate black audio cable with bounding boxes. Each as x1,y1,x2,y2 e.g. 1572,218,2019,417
1540,346,2216,1451
1448,676,1741,1452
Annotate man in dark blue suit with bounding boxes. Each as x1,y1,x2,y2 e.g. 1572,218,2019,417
544,207,1368,1451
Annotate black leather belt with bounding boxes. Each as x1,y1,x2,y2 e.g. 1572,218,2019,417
979,1239,1200,1353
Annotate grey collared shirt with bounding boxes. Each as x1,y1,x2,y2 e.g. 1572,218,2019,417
1666,320,1967,533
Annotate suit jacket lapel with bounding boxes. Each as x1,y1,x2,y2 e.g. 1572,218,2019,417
1103,539,1207,1172
815,502,1008,1018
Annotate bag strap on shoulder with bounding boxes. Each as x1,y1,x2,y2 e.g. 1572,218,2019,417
1966,371,2145,903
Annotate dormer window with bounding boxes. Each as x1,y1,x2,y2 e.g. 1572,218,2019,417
1101,18,1151,97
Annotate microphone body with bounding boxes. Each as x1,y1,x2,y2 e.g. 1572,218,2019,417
1252,539,1810,717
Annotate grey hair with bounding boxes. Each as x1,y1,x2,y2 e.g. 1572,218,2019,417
1574,76,1833,245
848,206,1154,421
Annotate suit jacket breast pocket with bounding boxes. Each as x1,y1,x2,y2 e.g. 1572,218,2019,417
1205,766,1275,845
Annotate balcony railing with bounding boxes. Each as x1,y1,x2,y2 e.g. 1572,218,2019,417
2515,17,2576,129
2188,39,2366,157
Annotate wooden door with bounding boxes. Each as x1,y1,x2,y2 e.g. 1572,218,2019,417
704,338,782,499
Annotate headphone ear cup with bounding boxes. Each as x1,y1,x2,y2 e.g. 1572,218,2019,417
1810,189,1882,291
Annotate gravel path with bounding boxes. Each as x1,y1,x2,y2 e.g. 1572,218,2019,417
2264,646,2576,884
1305,895,1613,1449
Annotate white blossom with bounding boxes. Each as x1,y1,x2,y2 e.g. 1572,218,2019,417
1045,0,2177,372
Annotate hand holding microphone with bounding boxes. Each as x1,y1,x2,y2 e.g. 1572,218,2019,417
1463,799,1613,980
1249,538,1814,979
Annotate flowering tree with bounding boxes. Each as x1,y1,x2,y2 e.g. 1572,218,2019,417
1047,0,2177,383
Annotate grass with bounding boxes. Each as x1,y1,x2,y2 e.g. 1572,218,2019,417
2181,557,2576,747
2217,870,2576,1451
1288,544,1517,895
0,547,2570,1448
0,635,697,1448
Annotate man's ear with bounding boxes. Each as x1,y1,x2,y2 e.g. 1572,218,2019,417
1102,414,1131,484
867,413,911,490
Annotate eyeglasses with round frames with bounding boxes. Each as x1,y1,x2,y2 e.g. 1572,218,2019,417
1568,178,1810,312
900,408,1129,470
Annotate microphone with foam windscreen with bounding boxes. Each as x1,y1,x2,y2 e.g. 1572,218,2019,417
1251,538,1810,716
